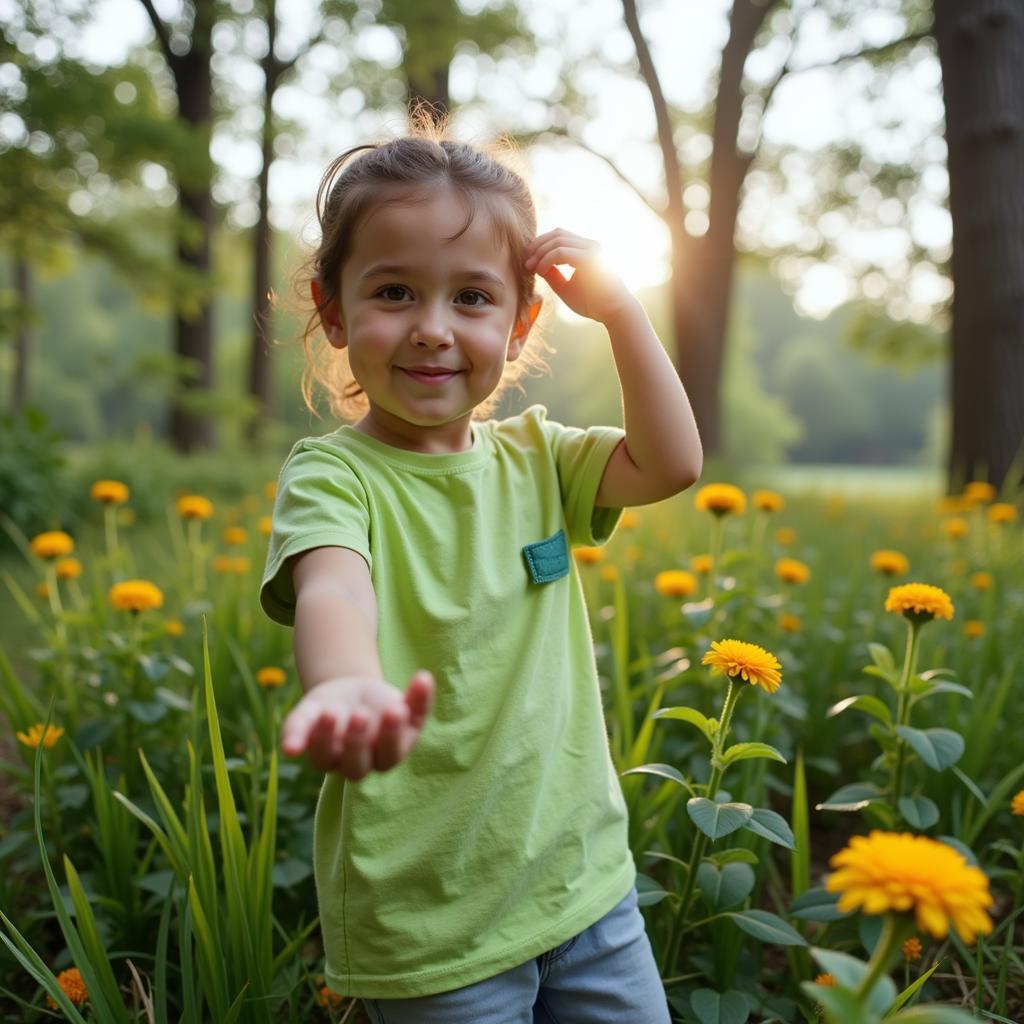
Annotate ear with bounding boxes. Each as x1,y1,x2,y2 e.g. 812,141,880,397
310,279,346,350
508,296,542,359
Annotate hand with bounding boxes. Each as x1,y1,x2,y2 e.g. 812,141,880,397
523,228,638,326
281,670,435,780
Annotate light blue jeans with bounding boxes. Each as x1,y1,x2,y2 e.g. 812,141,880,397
361,885,671,1024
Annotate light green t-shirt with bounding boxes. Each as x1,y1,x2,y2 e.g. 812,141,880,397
260,404,636,999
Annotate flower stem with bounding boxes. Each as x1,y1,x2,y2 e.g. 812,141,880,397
855,914,902,1000
708,516,724,601
104,504,119,562
891,620,921,813
660,680,742,974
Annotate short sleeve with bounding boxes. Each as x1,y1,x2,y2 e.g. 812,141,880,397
259,441,372,627
535,407,626,547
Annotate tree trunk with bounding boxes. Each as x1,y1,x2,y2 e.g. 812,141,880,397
166,2,217,452
934,0,1024,491
11,257,30,412
668,0,772,456
248,0,279,443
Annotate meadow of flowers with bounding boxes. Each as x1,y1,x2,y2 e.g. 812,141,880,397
0,472,1022,1023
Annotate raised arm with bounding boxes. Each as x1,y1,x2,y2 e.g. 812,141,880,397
283,546,435,779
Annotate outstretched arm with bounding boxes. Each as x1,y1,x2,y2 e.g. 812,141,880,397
524,230,703,507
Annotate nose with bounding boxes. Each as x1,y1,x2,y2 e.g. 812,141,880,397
410,300,454,347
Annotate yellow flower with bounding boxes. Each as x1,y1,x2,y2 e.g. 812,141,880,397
885,583,954,623
17,723,64,749
970,571,993,592
779,613,802,633
109,580,164,613
702,638,782,694
753,489,784,513
813,973,837,987
964,481,997,504
55,557,82,581
90,479,129,504
775,558,811,585
264,481,278,500
690,554,714,575
870,550,909,577
573,546,604,565
258,515,273,537
775,527,797,546
165,618,185,637
694,483,746,516
600,566,619,582
988,502,1017,524
937,495,967,515
619,510,639,529
903,936,922,962
213,555,251,575
963,620,985,639
224,526,249,546
826,830,993,943
45,966,88,1010
256,666,287,688
30,531,74,559
177,494,214,520
654,570,697,597
941,517,968,539
1011,789,1024,816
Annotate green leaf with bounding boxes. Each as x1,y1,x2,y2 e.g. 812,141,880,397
827,694,893,727
724,909,807,946
883,958,944,1016
888,1008,977,1023
802,983,877,1024
721,742,787,767
897,795,939,829
818,782,883,811
909,681,973,703
810,947,896,1016
697,862,755,911
868,642,896,674
895,727,964,771
690,988,750,1024
687,798,753,840
789,887,851,923
125,700,167,724
619,763,690,790
742,808,796,850
652,706,716,744
707,847,759,866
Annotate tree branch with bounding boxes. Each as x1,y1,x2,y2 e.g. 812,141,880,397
770,28,932,85
137,0,175,67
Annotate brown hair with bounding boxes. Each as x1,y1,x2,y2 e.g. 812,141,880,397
293,114,552,422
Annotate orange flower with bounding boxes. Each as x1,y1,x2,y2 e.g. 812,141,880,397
870,550,909,577
941,517,968,540
775,558,811,585
775,527,797,546
30,531,74,559
813,973,837,986
690,554,713,575
573,546,604,565
177,494,214,520
213,555,251,575
45,966,88,1010
258,516,273,537
165,618,185,637
90,479,129,504
963,481,997,504
885,583,954,623
17,723,64,749
109,580,164,613
600,566,619,582
694,483,746,516
654,570,697,597
55,558,82,580
779,613,802,633
619,510,639,529
224,526,249,546
963,620,985,639
753,489,784,513
702,639,782,694
256,667,287,688
988,502,1017,524
1012,789,1024,816
970,571,993,592
903,936,922,962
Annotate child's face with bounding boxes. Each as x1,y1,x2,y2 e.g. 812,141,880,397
322,185,537,453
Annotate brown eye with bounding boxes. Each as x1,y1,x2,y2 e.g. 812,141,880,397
378,285,411,301
457,289,490,306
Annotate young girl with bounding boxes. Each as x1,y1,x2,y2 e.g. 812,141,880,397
260,126,702,1023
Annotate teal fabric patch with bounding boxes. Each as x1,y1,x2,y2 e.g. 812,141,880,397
522,529,569,584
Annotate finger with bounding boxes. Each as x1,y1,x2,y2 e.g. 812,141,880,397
405,672,434,727
281,703,327,756
534,246,593,278
526,235,596,270
305,710,347,771
336,705,374,780
542,266,569,292
373,703,409,770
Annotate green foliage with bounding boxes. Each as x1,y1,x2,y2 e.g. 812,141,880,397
0,406,77,547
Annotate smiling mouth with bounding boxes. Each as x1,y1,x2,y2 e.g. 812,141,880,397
401,368,462,384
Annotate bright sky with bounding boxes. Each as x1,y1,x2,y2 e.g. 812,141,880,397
9,0,950,320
